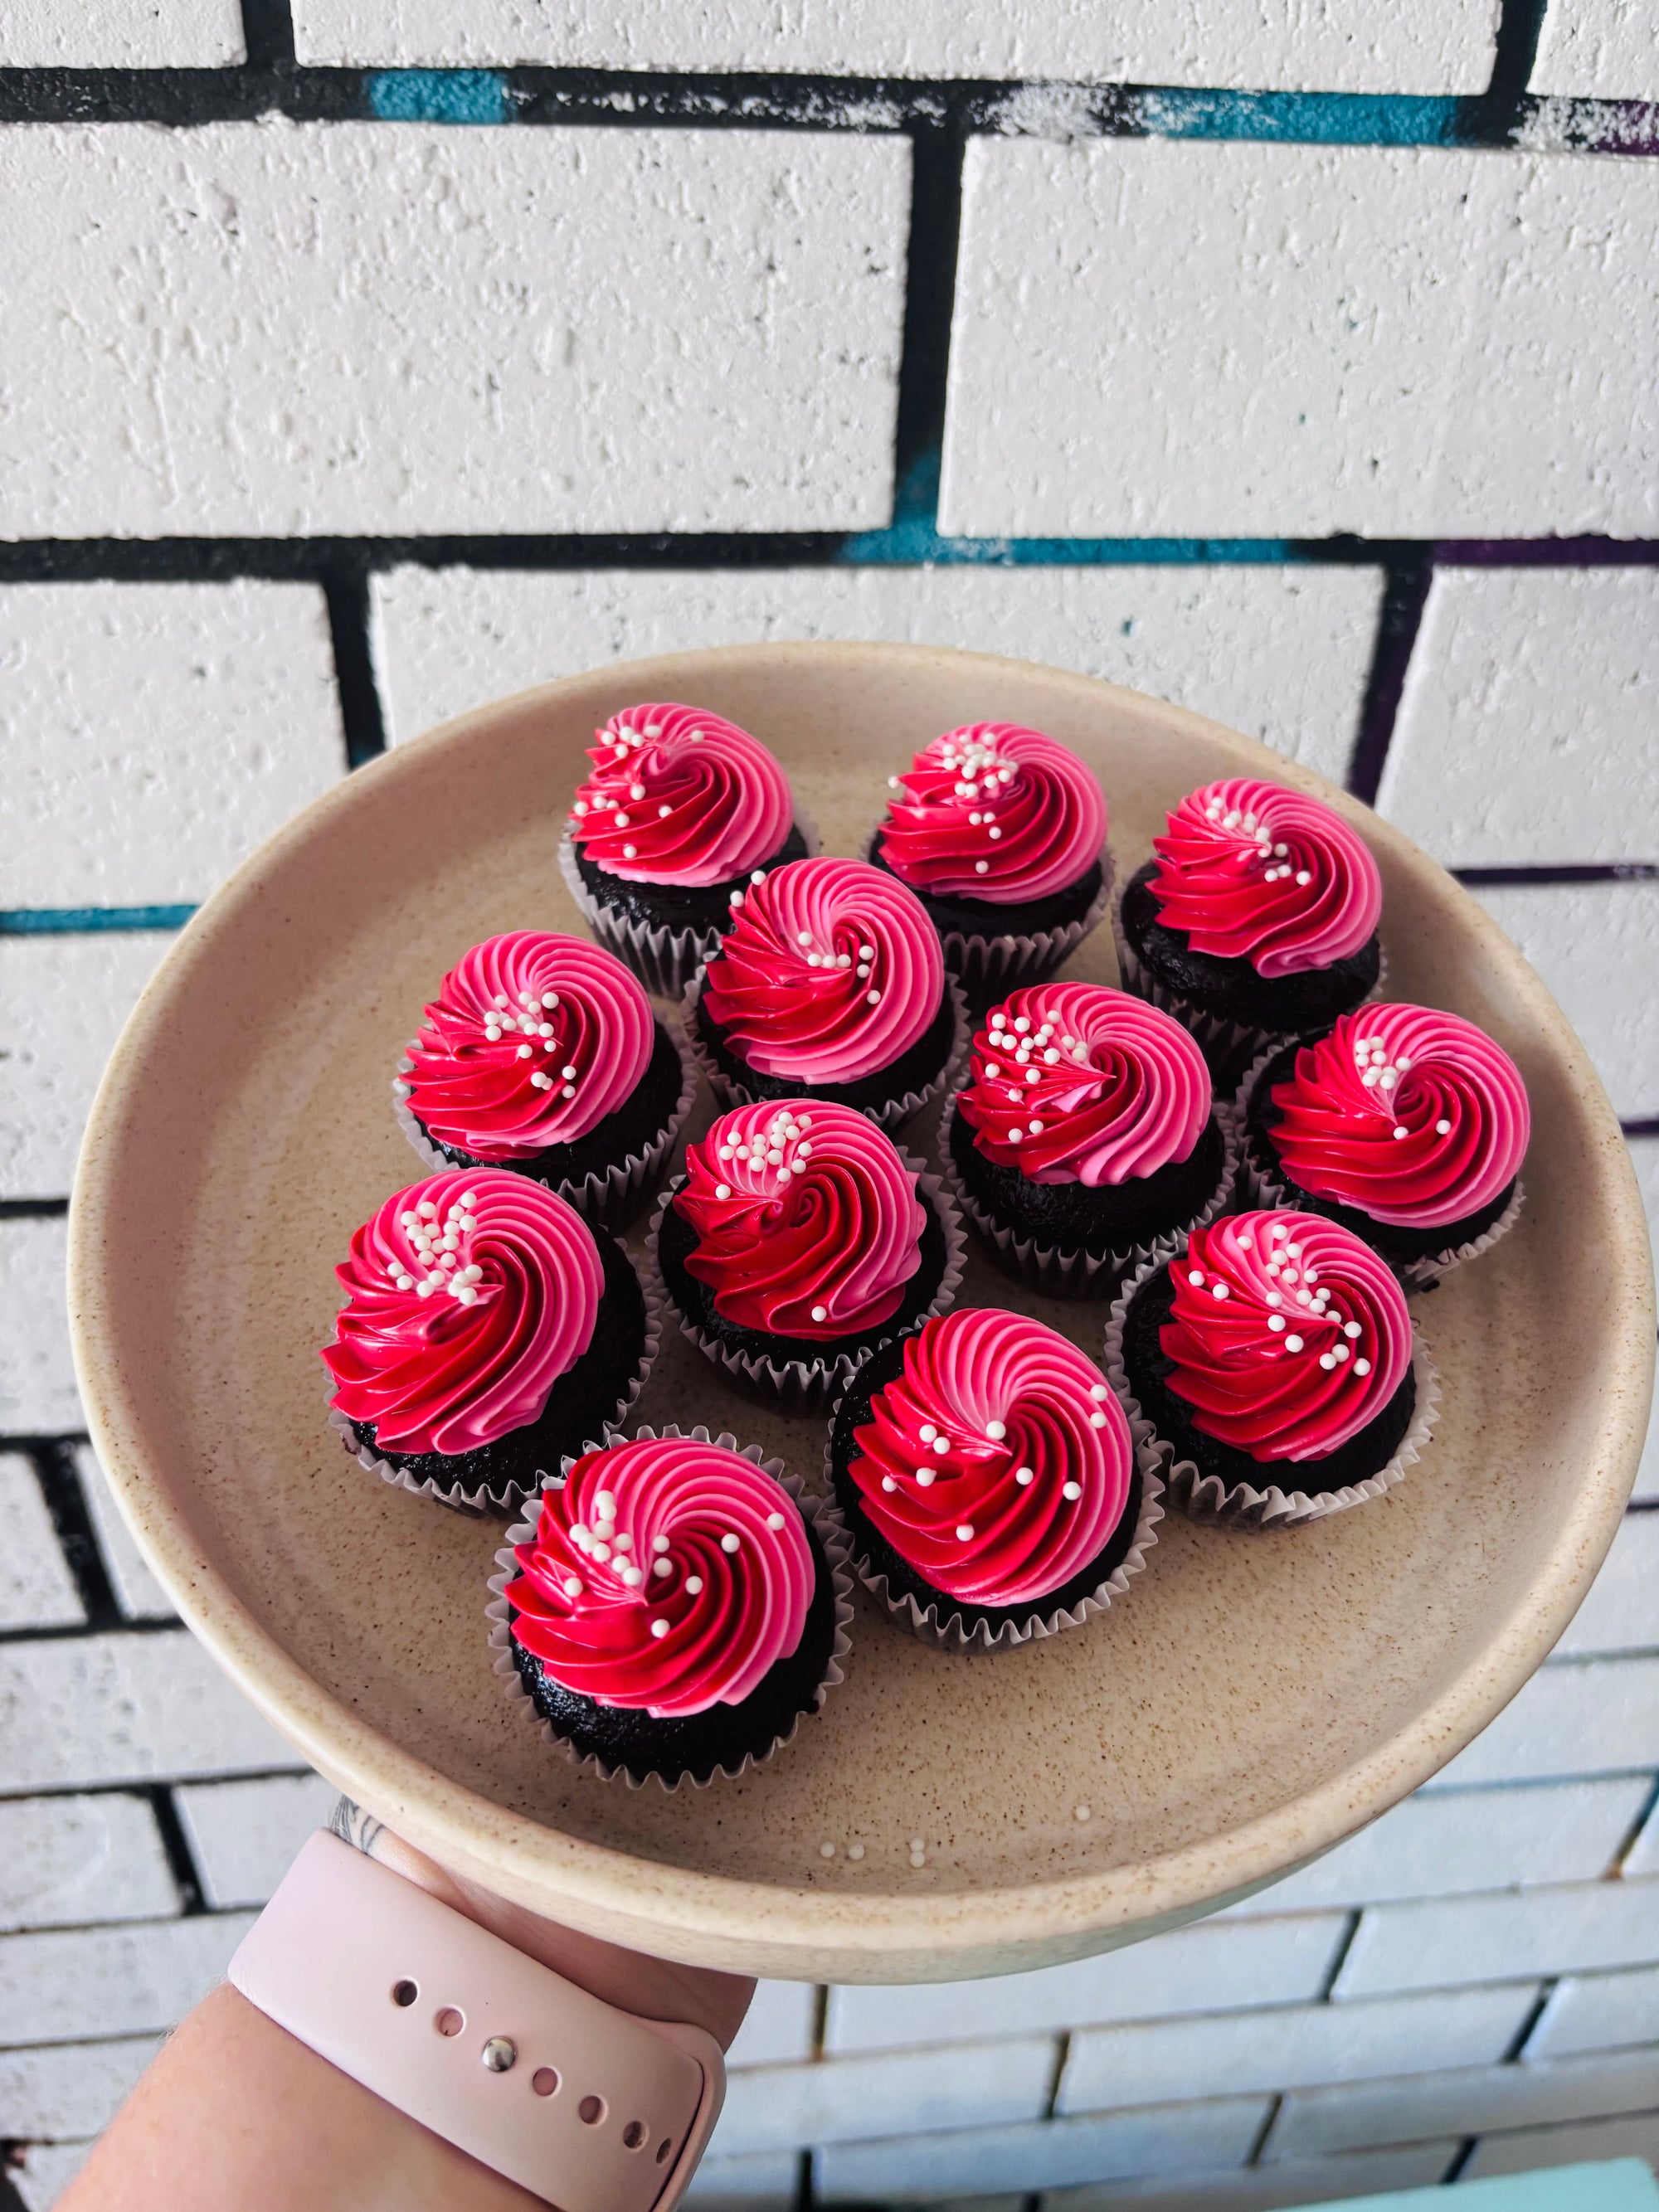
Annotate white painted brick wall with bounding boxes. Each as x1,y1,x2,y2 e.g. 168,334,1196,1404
1361,1658,1659,1791
0,1631,294,1792
1267,2047,1659,2158
0,123,907,540
1468,882,1659,1121
1058,1986,1540,2112
0,1912,255,2044
0,2035,162,2142
292,0,1498,90
686,2149,799,2205
1335,1879,1659,2000
371,562,1382,786
0,1456,83,1631
0,0,244,67
173,1774,338,1909
1629,1137,1659,1500
0,1794,176,1935
1530,1968,1659,2062
1379,567,1659,869
1465,2112,1659,2179
70,1446,176,1623
0,1217,79,1435
1041,2140,1462,2212
725,1979,819,2071
0,936,174,1198
1,581,344,911
824,1914,1349,2050
716,2037,1055,2156
1532,0,1659,99
941,141,1659,541
8,2141,94,2212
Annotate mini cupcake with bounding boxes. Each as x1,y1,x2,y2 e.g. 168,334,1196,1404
869,722,1110,988
684,857,965,1129
322,1169,656,1514
1238,1005,1530,1286
1108,1209,1438,1530
559,702,810,996
1117,778,1384,1085
392,932,694,1228
826,1307,1162,1650
942,981,1237,1299
486,1427,852,1787
649,1099,965,1407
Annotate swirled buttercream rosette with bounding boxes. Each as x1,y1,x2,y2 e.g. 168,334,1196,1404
1105,1212,1440,1532
644,1100,966,1411
391,933,696,1230
825,1308,1165,1652
323,1169,659,1518
484,1425,853,1791
1233,1009,1529,1286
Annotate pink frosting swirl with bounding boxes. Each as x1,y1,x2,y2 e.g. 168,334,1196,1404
567,702,793,886
674,1100,927,1339
848,1309,1133,1608
877,722,1108,902
321,1169,603,1455
505,1435,816,1718
400,933,654,1161
1266,1004,1530,1228
698,858,945,1084
1150,778,1382,978
1159,1210,1413,1461
956,981,1210,1186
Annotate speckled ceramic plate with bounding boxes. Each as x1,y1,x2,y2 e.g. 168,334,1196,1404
69,644,1655,1983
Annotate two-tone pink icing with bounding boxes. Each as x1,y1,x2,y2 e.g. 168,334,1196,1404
398,933,654,1161
1149,778,1383,977
674,1100,927,1341
877,722,1108,903
956,982,1210,1186
1264,1005,1530,1229
847,1308,1133,1607
698,858,945,1085
1157,1210,1413,1462
505,1435,815,1717
567,702,794,886
321,1169,603,1455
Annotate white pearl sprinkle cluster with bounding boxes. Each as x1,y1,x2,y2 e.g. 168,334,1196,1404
983,1008,1092,1143
560,1485,789,1619
887,1381,1111,1529
389,1191,486,1304
479,987,581,1100
1350,1031,1434,1142
727,866,768,913
908,733,1019,876
714,1106,816,1201
570,718,668,858
1189,1223,1372,1377
1203,795,1311,888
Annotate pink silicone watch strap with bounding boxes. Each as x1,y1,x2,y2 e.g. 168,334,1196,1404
227,1831,725,2210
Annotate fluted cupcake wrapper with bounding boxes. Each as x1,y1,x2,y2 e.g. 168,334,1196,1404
640,1149,968,1413
822,1377,1164,1653
326,1248,661,1519
392,1018,697,1233
1103,1248,1442,1532
1231,1041,1527,1290
679,970,971,1136
863,834,1113,994
936,1087,1240,1302
484,1423,854,1791
557,814,820,1002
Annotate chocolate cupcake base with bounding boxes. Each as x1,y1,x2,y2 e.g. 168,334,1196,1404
824,1331,1165,1652
1106,1252,1441,1531
868,833,1112,994
484,1427,854,1790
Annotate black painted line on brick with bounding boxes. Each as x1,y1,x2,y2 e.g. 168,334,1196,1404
1316,1908,1365,2000
240,0,296,69
1443,2137,1481,2183
146,1786,210,1914
1467,0,1550,138
1623,1117,1659,1139
1611,1776,1659,1873
1042,2032,1071,2120
1502,1980,1558,2060
27,1441,122,1630
1345,553,1432,805
809,1984,830,2060
1456,863,1659,886
0,1766,314,1808
0,65,367,126
1245,2093,1283,2166
323,572,388,768
889,105,967,518
0,1198,69,1220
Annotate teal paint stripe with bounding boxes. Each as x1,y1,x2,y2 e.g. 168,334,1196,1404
1139,88,1462,145
367,70,511,124
0,906,196,935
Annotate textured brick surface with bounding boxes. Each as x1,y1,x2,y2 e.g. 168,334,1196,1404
1531,0,1659,98
8,2141,93,2212
1040,2140,1462,2211
0,936,174,1198
372,562,1381,785
1379,568,1659,868
0,2035,161,2141
1629,1137,1659,1500
0,1912,255,2044
1530,1968,1659,2062
0,123,907,540
726,1979,818,2071
1059,1985,1540,2112
1467,882,1659,1121
1335,1879,1659,2000
71,1446,176,1622
1370,1658,1659,1791
0,1631,294,1793
0,1794,176,1936
1269,2048,1659,2157
0,1218,79,1435
293,0,1498,89
716,2037,1054,2156
0,581,343,907
0,1456,83,1631
0,0,243,66
1465,2112,1659,2179
173,1773,338,1909
941,142,1659,540
686,2149,799,2205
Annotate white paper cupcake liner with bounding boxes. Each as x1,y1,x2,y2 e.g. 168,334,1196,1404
392,1018,697,1232
822,1375,1165,1652
863,834,1113,994
1231,1041,1527,1288
484,1423,854,1791
1103,1248,1442,1532
558,814,820,1002
326,1246,661,1519
641,1148,968,1412
936,1087,1240,1301
679,970,970,1135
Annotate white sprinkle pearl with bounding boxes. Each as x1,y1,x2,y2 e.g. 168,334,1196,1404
715,1184,732,1201
1436,1119,1452,1135
1075,1804,1091,1822
956,1524,975,1541
721,1533,740,1553
1014,1466,1034,1485
1089,1410,1107,1428
650,1619,669,1639
916,1469,935,1487
810,1304,828,1322
1189,1267,1204,1286
686,1575,703,1593
882,1475,898,1491
1285,1334,1304,1352
1344,1321,1362,1339
563,1577,582,1597
985,1418,1007,1441
1063,1480,1082,1500
919,1423,936,1441
1212,1282,1229,1300
848,1843,865,1861
932,1435,949,1455
1354,1358,1371,1376
1268,1314,1287,1332
767,1512,786,1530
